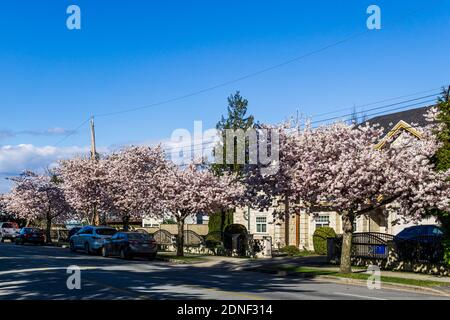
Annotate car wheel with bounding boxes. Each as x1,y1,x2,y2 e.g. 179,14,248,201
147,253,157,261
84,242,91,254
101,246,109,257
0,237,4,243
69,241,76,252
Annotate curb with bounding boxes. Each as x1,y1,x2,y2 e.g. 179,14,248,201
154,256,205,264
244,267,450,298
316,275,450,297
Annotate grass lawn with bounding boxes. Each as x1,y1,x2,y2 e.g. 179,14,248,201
293,251,318,257
156,252,207,263
267,265,449,288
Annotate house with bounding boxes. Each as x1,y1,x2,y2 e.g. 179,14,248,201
142,213,209,228
234,106,439,251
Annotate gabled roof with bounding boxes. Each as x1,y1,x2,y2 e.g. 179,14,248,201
366,105,433,135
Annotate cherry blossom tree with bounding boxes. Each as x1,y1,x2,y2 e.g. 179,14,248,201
58,156,110,225
288,120,450,273
244,124,301,246
246,114,449,273
104,146,169,231
160,163,244,256
3,171,73,243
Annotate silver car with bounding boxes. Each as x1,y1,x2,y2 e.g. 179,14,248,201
69,226,117,254
0,222,20,242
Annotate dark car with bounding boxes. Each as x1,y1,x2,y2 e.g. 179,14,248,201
394,225,444,242
101,232,157,260
15,228,45,245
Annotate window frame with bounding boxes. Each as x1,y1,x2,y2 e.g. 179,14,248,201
256,216,267,233
315,214,330,228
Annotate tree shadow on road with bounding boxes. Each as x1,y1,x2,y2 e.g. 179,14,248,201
0,244,331,300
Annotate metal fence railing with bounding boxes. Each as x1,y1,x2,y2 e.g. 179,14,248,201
327,232,445,264
352,232,394,259
395,235,444,263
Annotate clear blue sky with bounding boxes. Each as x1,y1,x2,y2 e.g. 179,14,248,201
0,0,449,190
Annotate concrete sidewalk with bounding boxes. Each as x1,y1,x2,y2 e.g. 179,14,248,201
196,254,450,283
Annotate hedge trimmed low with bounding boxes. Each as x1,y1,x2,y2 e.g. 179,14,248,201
280,245,301,256
313,227,336,255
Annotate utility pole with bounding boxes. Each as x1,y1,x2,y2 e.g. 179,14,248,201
90,116,97,161
90,116,100,225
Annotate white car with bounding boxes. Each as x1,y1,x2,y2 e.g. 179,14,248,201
0,222,20,242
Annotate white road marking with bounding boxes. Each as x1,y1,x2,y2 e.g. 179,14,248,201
333,292,387,300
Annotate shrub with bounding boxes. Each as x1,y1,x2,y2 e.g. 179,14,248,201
280,245,300,256
444,238,450,267
208,211,233,233
313,227,336,255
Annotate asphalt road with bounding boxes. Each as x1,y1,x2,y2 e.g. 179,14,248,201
0,242,447,300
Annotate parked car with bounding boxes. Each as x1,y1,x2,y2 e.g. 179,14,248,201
102,232,157,260
15,228,45,245
394,225,444,242
0,222,20,242
66,226,83,242
69,226,117,254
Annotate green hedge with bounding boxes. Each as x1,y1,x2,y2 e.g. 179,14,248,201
279,245,300,256
313,227,336,255
208,211,233,233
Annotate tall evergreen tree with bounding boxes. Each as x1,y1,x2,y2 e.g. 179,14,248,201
212,91,255,176
211,92,255,239
433,86,450,261
435,86,450,172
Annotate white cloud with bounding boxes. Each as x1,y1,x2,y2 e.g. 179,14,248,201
0,144,95,193
0,127,77,141
0,144,92,175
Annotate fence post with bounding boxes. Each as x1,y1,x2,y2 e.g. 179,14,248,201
327,238,334,262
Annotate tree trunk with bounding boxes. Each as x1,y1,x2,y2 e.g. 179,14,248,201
93,205,100,226
284,196,290,246
101,211,107,226
340,211,355,274
220,209,225,242
45,216,52,244
123,215,130,231
176,217,185,257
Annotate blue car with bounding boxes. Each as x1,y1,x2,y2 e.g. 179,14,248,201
394,225,443,242
69,226,117,254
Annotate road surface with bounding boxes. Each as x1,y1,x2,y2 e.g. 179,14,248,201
0,242,447,300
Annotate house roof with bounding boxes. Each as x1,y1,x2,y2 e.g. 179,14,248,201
366,105,433,134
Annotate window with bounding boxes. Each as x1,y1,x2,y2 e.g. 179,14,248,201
144,223,160,228
95,228,117,236
256,217,267,233
315,215,330,228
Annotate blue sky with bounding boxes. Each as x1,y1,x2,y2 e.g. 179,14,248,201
0,0,449,191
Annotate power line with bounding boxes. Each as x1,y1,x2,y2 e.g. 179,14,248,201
51,3,441,146
54,117,91,146
93,30,370,118
309,95,437,126
161,95,438,152
308,87,443,119
53,30,371,146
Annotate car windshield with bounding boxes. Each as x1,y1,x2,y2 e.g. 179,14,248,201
128,233,152,241
96,228,117,235
398,227,418,237
25,228,42,234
